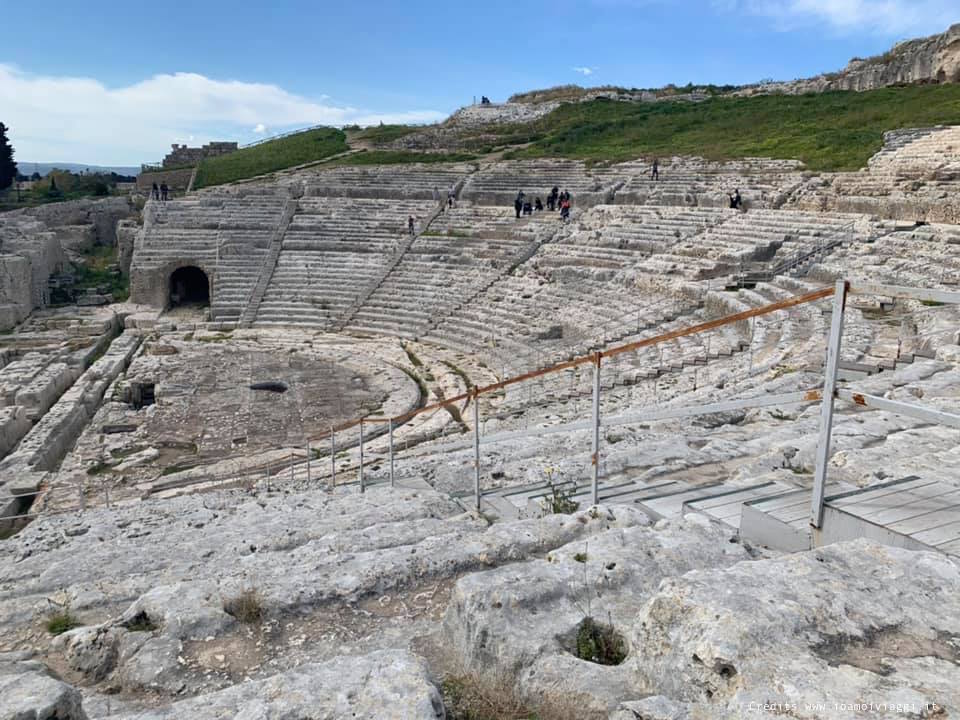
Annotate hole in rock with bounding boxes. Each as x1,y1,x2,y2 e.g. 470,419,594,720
565,617,628,666
249,381,289,393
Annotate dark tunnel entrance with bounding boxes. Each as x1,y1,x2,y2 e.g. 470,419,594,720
169,266,210,307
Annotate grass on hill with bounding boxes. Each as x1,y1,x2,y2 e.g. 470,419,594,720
497,84,960,171
349,124,422,144
193,127,348,188
338,150,477,165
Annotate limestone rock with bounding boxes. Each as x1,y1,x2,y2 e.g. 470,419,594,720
443,514,751,712
631,540,960,718
737,23,960,95
114,650,443,720
611,696,691,720
0,651,88,720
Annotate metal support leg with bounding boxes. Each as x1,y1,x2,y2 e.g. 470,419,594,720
359,420,365,493
811,280,847,529
330,428,336,489
306,441,311,484
473,390,481,512
388,420,395,487
591,353,602,507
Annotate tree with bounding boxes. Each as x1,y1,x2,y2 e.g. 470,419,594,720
0,123,17,191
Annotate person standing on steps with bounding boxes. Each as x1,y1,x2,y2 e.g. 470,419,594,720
151,182,159,201
408,215,415,235
160,182,169,201
448,187,456,208
514,190,525,219
728,188,742,210
560,197,571,222
535,197,543,212
651,158,659,181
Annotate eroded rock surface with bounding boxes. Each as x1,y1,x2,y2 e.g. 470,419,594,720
442,514,750,714
113,650,444,720
628,540,960,718
0,651,88,720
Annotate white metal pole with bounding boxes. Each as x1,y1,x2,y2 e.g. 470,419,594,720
330,427,336,488
473,390,481,511
359,420,365,493
810,280,847,529
389,419,395,487
591,353,602,506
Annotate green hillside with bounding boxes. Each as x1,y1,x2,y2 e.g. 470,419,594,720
496,85,960,171
188,85,960,188
193,127,348,189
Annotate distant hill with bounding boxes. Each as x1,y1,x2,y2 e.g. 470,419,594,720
15,162,141,177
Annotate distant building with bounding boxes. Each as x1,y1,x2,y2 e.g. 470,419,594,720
162,141,238,168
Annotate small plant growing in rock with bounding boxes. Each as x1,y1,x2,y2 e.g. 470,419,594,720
573,551,588,563
123,611,159,633
45,597,80,636
223,586,264,624
542,467,578,515
575,616,627,666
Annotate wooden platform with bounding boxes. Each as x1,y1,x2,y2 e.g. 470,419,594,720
681,481,794,530
740,482,854,552
816,476,960,558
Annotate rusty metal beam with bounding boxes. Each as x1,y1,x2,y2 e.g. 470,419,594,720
312,286,834,438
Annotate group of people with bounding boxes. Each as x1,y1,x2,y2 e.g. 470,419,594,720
515,187,571,221
151,182,170,201
433,186,457,210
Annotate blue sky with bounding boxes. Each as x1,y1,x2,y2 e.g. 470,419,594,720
2,0,957,165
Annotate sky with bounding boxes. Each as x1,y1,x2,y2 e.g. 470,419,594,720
2,0,957,166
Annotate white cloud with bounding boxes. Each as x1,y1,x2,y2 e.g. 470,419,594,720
0,65,446,165
572,66,597,76
253,123,267,134
723,0,957,35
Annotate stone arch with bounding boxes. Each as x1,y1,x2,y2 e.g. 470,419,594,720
169,265,210,307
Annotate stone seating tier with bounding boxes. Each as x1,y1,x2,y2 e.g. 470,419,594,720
293,163,473,200
460,160,627,207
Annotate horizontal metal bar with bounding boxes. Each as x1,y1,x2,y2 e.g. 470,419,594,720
472,390,821,449
0,512,40,522
848,283,960,305
603,390,822,428
480,419,596,447
315,288,833,436
837,389,960,429
603,286,834,360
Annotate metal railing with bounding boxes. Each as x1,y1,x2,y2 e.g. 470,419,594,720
9,279,959,544
316,285,836,510
809,281,960,529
